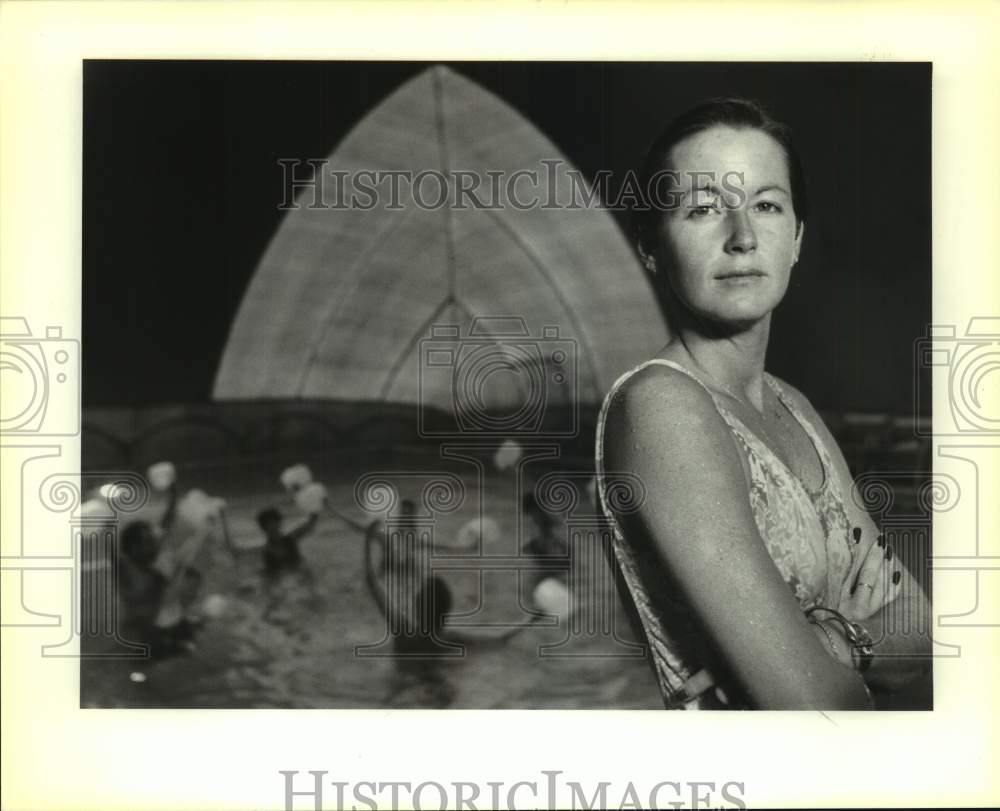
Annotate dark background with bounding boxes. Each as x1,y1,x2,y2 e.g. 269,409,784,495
83,61,931,414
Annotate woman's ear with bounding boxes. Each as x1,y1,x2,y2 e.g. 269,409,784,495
792,221,805,265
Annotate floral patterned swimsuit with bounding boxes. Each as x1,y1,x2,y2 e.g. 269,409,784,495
595,359,858,709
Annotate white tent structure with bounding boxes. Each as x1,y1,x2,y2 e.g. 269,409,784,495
213,66,668,416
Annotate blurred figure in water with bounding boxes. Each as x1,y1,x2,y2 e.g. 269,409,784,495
364,498,538,707
118,479,201,658
256,505,320,620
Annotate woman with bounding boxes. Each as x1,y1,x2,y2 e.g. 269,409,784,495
596,98,931,709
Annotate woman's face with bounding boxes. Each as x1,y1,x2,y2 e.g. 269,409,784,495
652,126,803,328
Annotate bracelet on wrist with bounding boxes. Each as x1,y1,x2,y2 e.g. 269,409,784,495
805,605,874,673
810,618,851,665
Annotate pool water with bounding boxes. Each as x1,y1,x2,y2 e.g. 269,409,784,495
81,453,662,709
79,448,931,710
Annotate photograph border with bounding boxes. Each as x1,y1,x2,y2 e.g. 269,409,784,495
2,2,999,809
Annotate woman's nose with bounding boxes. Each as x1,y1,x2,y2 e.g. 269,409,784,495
724,209,757,253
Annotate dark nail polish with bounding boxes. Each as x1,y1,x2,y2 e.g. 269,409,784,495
892,570,901,585
886,545,893,561
852,527,862,543
878,536,886,549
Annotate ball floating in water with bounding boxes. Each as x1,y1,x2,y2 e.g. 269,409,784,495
533,577,571,621
98,483,125,500
202,593,228,618
493,439,523,471
280,464,313,492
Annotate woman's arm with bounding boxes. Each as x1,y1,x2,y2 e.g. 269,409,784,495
779,382,932,691
603,365,872,709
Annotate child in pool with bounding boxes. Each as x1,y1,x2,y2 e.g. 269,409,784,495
256,506,320,618
118,481,201,657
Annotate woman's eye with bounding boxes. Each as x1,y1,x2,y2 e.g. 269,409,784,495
687,205,719,219
755,200,783,213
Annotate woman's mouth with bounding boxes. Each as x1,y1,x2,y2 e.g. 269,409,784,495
715,269,765,281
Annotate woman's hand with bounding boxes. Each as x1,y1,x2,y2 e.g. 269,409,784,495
837,529,903,623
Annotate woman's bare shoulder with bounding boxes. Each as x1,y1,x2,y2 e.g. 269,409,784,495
606,361,720,426
602,361,739,477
